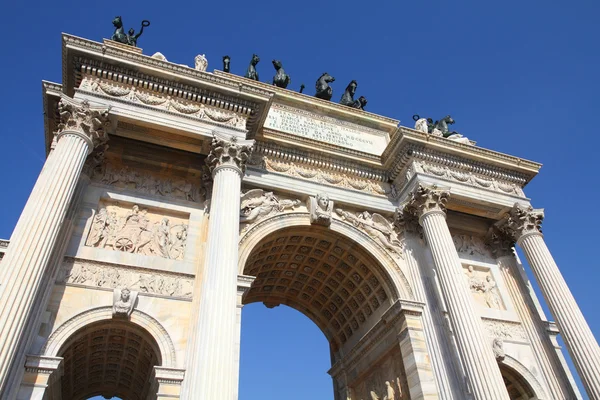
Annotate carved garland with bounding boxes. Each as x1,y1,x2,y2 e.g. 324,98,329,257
79,75,248,130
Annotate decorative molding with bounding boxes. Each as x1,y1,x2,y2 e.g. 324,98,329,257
56,257,194,299
90,160,209,203
482,318,528,342
79,75,248,130
24,355,63,375
407,160,526,197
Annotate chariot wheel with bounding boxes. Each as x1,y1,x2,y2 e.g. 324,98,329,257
114,237,135,253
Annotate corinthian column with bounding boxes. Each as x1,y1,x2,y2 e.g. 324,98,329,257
0,97,109,398
181,135,253,400
496,203,600,399
404,184,509,400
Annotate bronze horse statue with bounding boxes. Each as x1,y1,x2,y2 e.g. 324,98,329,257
245,54,260,81
315,72,335,101
339,80,357,106
272,60,291,88
433,115,459,137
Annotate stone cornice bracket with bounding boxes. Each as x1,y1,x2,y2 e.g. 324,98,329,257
495,203,544,244
485,226,515,259
205,134,254,177
405,183,450,222
55,95,111,153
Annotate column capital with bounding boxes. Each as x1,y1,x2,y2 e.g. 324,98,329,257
205,134,254,176
404,183,450,222
485,226,515,258
495,203,544,243
394,206,422,238
55,96,111,152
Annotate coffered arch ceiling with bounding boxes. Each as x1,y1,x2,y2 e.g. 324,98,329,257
242,226,399,351
57,320,161,400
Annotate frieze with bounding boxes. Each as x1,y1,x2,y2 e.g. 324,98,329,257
453,234,492,258
57,258,194,299
90,160,210,204
79,75,248,130
406,160,525,196
239,189,301,233
85,203,188,260
247,154,396,198
482,318,528,342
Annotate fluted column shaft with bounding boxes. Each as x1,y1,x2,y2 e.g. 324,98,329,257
495,249,576,398
420,212,509,399
181,135,252,400
519,233,600,398
0,98,108,398
405,184,509,400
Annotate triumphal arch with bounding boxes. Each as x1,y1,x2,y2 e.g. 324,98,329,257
0,32,599,400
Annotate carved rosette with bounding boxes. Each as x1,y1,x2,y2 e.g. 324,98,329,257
495,203,544,242
485,226,515,258
55,97,111,150
205,135,253,176
404,184,450,221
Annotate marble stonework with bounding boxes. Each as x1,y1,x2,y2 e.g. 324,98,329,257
0,32,593,400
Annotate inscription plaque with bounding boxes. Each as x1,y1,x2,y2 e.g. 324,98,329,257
264,103,389,155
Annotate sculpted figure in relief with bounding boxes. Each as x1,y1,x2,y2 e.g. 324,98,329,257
493,337,505,361
113,288,137,317
465,266,503,309
308,193,334,226
86,204,188,260
240,189,301,224
335,209,402,255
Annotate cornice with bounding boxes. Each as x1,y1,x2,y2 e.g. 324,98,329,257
383,127,541,186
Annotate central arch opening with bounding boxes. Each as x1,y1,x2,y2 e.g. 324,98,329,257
242,226,399,357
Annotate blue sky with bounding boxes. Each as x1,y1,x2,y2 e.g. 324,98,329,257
0,0,598,399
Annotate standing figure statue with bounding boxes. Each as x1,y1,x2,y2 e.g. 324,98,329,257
223,55,231,73
110,17,149,47
299,84,305,93
272,60,291,88
352,96,367,110
315,72,335,101
340,80,358,106
245,54,260,81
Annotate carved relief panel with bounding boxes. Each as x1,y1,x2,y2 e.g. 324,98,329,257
85,201,189,261
350,348,407,400
463,265,505,310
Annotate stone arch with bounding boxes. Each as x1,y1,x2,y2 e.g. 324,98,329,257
500,355,547,399
239,212,414,300
238,212,414,354
41,306,176,368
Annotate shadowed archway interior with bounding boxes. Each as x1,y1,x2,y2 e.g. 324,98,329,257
57,319,161,400
500,363,536,400
242,226,399,353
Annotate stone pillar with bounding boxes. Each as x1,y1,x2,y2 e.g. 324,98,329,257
16,356,62,400
487,227,578,398
181,135,253,400
496,203,600,399
0,97,109,398
404,184,509,400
